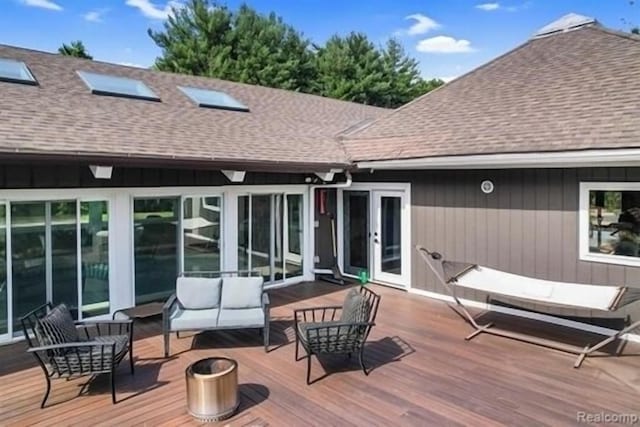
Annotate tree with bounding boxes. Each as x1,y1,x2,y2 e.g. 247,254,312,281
313,33,389,106
149,0,315,92
381,38,443,107
58,41,93,60
149,1,443,107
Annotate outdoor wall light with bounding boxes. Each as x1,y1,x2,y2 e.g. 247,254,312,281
481,180,494,194
89,165,113,180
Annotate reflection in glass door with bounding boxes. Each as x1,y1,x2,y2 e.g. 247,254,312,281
238,193,304,283
11,202,46,327
182,196,221,272
343,191,370,276
134,198,179,304
0,206,7,337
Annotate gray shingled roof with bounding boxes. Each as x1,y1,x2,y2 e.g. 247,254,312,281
343,25,640,162
0,45,387,171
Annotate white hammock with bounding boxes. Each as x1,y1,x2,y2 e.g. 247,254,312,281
416,246,640,368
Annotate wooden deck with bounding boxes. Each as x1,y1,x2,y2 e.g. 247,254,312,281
1,282,640,426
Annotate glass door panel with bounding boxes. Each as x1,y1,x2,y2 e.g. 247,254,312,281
11,202,46,329
343,191,370,276
0,206,7,336
50,201,78,316
134,198,179,304
183,196,221,272
285,194,303,278
238,195,250,272
379,197,402,274
251,195,272,282
372,191,406,286
81,201,110,317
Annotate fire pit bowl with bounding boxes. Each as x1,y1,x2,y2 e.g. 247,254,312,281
185,357,239,422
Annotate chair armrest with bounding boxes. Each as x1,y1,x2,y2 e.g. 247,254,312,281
163,294,178,333
27,340,115,353
294,306,343,323
76,319,132,338
262,292,270,307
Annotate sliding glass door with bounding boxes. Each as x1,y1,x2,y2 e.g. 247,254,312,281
238,193,304,284
182,196,221,273
133,198,179,304
7,199,111,336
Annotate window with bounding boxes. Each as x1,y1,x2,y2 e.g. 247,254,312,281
77,70,160,101
178,86,249,112
580,183,640,266
0,58,37,85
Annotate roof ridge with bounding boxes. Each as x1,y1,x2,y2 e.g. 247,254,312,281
585,24,640,43
0,43,388,112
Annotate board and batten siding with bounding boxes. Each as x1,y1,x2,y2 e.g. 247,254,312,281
356,168,640,325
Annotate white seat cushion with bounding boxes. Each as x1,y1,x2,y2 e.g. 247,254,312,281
177,277,222,310
217,308,265,328
220,277,264,309
170,307,219,330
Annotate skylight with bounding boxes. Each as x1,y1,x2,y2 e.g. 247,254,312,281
178,86,249,112
0,58,37,85
77,70,160,101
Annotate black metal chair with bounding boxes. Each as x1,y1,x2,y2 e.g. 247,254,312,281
294,286,381,384
20,303,134,407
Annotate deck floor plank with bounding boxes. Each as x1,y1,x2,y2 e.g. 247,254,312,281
1,282,639,426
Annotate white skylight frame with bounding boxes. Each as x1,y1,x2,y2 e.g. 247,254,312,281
178,86,249,112
0,58,37,85
77,70,160,102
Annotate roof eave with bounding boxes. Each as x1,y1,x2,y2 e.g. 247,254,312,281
356,148,640,170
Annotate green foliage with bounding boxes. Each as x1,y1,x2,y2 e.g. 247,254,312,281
149,0,315,92
58,41,93,60
149,0,442,107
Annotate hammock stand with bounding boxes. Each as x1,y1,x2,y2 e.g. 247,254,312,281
416,245,640,368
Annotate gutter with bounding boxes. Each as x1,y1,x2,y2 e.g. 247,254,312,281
309,171,353,275
356,148,640,170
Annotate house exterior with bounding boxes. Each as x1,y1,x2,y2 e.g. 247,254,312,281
0,13,639,344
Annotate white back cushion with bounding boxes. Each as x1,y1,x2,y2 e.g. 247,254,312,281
176,277,222,310
220,277,264,309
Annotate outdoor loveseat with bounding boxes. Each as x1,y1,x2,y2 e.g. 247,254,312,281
163,272,269,357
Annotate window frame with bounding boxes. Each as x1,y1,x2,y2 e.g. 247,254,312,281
579,181,640,267
76,70,160,102
0,58,38,86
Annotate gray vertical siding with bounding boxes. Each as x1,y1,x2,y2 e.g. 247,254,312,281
356,168,640,324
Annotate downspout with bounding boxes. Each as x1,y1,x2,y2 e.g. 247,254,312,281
309,171,353,275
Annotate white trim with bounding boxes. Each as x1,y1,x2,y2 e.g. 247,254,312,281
5,202,12,338
408,288,640,343
579,182,640,268
357,148,640,170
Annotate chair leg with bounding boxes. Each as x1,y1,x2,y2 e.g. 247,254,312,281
164,330,170,358
129,345,135,375
295,334,300,361
40,375,51,409
306,353,313,385
358,347,369,376
110,366,117,404
263,325,269,353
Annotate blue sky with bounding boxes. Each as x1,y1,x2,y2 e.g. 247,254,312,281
0,0,637,80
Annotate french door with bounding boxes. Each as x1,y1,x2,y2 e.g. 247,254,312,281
341,185,409,288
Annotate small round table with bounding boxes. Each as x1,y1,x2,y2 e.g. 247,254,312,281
185,357,239,422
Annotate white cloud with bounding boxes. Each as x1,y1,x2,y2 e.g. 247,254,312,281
404,13,441,35
19,0,62,11
417,36,475,53
476,3,500,11
439,75,458,83
118,62,147,68
84,9,108,23
125,0,183,20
